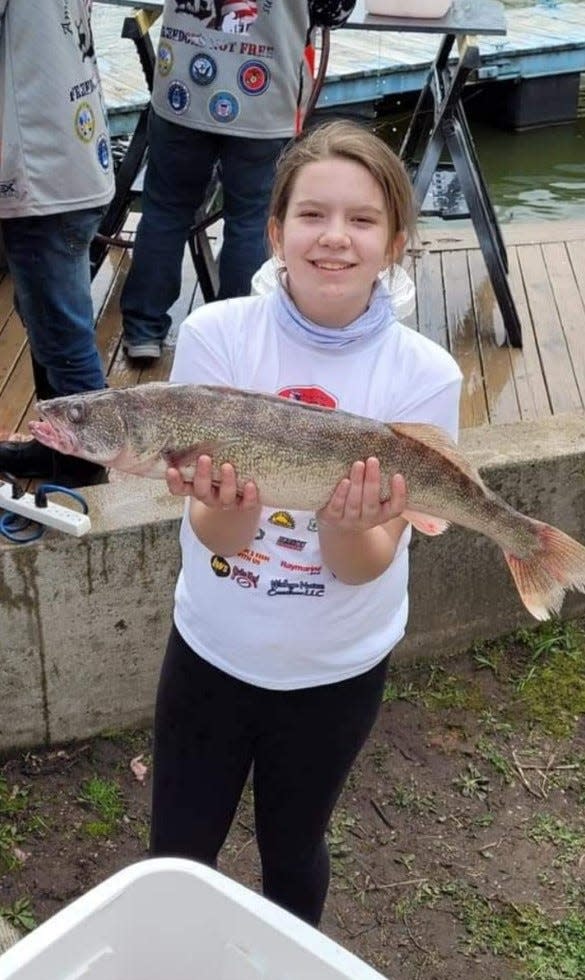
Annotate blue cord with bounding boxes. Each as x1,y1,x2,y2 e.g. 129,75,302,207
0,512,44,543
35,484,90,514
0,482,89,544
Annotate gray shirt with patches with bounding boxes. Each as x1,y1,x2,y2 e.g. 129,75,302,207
151,1,313,138
0,0,114,217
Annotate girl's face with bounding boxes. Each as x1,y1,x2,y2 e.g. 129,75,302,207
269,157,402,328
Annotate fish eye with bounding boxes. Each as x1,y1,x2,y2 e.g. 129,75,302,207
66,403,86,424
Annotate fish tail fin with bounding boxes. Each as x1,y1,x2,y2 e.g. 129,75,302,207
504,521,585,620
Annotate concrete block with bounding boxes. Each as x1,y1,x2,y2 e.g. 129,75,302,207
0,547,48,750
2,413,585,751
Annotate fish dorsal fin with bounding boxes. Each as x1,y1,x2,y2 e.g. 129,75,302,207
388,421,487,489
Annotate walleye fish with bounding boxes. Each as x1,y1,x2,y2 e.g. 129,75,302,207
29,382,585,621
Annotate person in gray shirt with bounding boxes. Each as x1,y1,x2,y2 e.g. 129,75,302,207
0,0,114,486
120,0,356,361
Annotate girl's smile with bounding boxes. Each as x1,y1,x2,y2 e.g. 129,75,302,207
269,156,397,328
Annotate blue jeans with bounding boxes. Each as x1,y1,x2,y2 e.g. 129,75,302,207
2,207,106,396
121,110,286,346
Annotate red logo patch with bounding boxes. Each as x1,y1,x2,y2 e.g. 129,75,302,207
277,386,337,409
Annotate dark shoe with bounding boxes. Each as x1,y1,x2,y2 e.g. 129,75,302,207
0,439,107,489
52,454,108,489
0,439,55,479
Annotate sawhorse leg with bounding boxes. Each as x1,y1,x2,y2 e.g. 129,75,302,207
401,34,522,347
445,116,522,346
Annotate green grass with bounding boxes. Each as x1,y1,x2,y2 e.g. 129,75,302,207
527,815,585,868
473,620,585,737
452,763,491,801
77,776,125,838
383,663,486,712
0,822,24,873
397,880,585,979
0,777,29,817
0,898,37,933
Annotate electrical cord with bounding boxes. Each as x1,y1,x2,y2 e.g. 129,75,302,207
0,475,89,545
33,484,89,513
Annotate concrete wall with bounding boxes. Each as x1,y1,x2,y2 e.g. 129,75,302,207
2,413,585,754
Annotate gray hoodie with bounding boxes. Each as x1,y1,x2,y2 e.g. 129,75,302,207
151,1,313,138
0,0,114,217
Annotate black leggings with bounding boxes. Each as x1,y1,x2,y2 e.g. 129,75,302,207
151,623,388,926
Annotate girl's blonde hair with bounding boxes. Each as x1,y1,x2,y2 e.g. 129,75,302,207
269,120,417,255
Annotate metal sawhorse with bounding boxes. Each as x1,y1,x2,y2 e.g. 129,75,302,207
347,0,522,348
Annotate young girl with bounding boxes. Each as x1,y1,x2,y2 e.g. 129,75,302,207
151,120,462,927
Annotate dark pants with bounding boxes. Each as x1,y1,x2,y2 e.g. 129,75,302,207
1,207,106,397
151,623,388,926
121,111,287,346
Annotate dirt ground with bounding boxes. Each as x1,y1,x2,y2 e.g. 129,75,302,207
1,618,584,979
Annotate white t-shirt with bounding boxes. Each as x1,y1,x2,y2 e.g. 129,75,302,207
170,287,462,690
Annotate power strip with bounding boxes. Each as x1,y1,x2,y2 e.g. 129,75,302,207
0,482,91,537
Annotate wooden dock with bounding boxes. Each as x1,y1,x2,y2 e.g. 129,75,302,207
94,1,585,133
1,219,585,441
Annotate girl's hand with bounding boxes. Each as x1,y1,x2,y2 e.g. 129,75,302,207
166,455,260,511
317,458,407,532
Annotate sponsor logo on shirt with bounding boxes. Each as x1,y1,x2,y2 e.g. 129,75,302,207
268,511,295,529
69,77,98,102
208,90,239,123
167,80,191,113
190,53,217,85
157,42,174,76
96,134,110,171
210,554,230,577
267,579,325,598
0,180,17,199
277,385,337,409
280,560,321,575
74,102,95,142
237,548,270,566
276,536,306,552
231,565,259,588
238,60,270,96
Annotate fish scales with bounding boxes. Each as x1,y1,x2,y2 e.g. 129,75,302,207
132,384,402,511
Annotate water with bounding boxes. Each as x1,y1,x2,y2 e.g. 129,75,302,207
94,0,585,225
378,111,585,225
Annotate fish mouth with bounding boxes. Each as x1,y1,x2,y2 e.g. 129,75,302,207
29,417,82,456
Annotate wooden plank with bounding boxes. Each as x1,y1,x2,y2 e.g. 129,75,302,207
516,242,582,415
467,250,520,426
0,271,15,331
505,246,551,423
92,242,127,322
566,239,585,313
441,249,488,429
98,251,140,387
421,220,585,252
0,346,34,436
0,311,27,395
413,249,448,348
542,241,585,406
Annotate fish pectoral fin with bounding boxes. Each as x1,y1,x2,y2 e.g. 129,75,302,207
403,510,450,536
388,422,486,488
